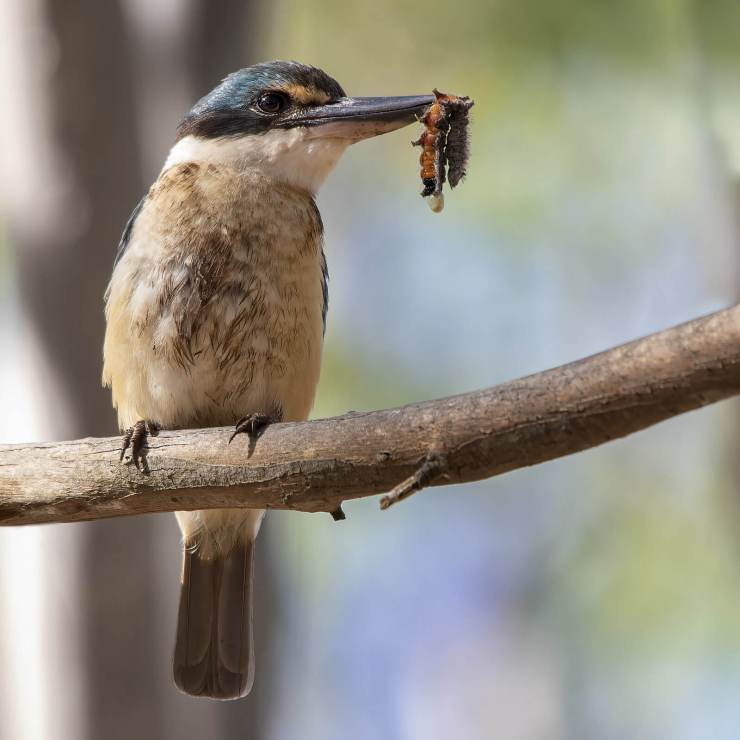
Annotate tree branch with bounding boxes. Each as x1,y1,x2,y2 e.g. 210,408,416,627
1,305,738,526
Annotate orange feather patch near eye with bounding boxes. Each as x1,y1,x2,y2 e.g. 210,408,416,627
412,89,474,213
281,84,331,106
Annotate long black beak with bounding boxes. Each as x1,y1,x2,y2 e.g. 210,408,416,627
277,95,435,141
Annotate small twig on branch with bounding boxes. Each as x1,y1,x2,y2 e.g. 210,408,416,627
329,504,346,521
379,453,447,509
0,304,739,527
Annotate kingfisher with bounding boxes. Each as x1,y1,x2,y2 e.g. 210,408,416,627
102,61,433,700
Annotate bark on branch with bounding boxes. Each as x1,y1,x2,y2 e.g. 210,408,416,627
1,305,739,526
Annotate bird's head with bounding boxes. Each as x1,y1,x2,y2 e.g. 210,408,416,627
166,61,434,194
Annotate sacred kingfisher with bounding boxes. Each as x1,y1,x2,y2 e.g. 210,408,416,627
102,60,433,699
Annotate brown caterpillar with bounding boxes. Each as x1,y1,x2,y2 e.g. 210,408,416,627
412,89,474,212
442,94,473,187
413,93,449,199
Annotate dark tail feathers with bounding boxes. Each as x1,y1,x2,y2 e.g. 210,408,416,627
173,540,255,700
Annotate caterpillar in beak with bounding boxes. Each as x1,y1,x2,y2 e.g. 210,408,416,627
412,89,474,213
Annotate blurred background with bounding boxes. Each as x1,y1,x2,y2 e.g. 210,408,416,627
0,1,739,738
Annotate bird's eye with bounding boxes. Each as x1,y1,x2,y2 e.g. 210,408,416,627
256,92,288,115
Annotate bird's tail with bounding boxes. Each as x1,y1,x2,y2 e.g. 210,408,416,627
173,534,256,700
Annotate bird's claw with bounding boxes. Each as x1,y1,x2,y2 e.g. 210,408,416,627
229,413,272,444
120,420,159,472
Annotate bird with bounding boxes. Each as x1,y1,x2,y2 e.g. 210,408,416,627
102,60,433,700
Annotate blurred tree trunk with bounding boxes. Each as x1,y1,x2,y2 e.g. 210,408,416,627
0,0,275,738
733,180,740,511
188,0,261,95
0,0,161,738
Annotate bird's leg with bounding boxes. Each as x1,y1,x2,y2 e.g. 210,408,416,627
120,420,160,472
229,413,273,445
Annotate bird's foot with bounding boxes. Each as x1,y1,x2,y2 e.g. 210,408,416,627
229,413,273,445
120,420,160,472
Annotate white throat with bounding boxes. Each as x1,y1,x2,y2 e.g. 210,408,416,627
163,130,350,194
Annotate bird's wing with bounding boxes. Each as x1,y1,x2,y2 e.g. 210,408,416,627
320,247,329,335
113,194,147,268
